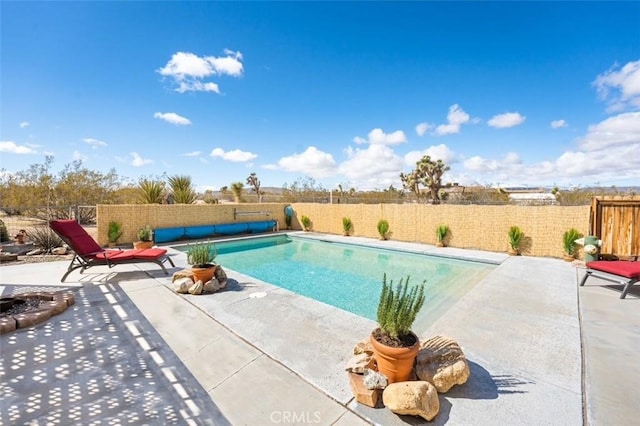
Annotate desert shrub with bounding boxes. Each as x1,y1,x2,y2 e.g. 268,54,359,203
27,225,64,252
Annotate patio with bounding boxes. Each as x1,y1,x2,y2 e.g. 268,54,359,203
1,235,638,425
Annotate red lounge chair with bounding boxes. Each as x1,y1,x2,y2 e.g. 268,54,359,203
580,259,640,299
50,219,175,282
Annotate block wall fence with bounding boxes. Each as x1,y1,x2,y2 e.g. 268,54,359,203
97,203,590,258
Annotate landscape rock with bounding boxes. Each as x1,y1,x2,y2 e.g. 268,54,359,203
26,249,43,256
188,280,203,295
345,352,375,374
348,372,381,408
173,277,193,294
51,246,67,255
203,277,227,294
214,265,228,287
363,368,388,390
172,269,195,283
382,381,439,421
416,335,470,393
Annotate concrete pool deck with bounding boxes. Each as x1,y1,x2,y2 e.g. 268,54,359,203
1,233,638,425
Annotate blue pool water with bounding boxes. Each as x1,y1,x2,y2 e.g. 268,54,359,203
179,235,495,329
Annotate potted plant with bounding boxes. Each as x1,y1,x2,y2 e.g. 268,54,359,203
370,273,426,383
508,225,524,255
187,241,218,283
377,219,390,240
300,215,311,232
134,225,154,249
562,228,582,261
436,224,449,247
108,221,123,248
342,217,353,236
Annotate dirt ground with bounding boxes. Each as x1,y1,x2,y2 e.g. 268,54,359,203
0,213,95,267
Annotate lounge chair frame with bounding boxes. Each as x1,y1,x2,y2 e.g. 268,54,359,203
580,258,640,299
50,220,175,282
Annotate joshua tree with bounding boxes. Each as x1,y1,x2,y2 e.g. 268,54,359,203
230,181,245,203
246,172,264,203
400,155,450,204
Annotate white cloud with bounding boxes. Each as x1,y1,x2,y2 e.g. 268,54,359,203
550,120,567,129
131,152,153,167
415,122,433,137
578,112,640,151
210,148,257,162
434,104,471,135
264,146,336,178
593,60,640,112
0,141,37,154
487,112,526,128
153,112,192,125
353,128,407,145
72,150,88,161
19,121,29,129
183,151,201,157
404,144,457,166
82,137,108,148
157,50,244,94
339,144,404,188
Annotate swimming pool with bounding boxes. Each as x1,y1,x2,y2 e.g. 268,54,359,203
178,235,495,330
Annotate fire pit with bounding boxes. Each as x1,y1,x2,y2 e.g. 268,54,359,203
0,291,75,335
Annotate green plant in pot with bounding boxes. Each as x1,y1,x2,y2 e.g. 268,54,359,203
508,225,524,255
187,241,218,283
134,225,153,249
562,228,582,261
377,219,390,240
436,224,449,247
108,221,123,247
300,215,311,231
371,273,426,383
342,217,353,236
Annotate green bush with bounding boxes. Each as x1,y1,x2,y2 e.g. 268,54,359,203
508,226,524,250
137,225,153,242
342,217,353,234
377,219,390,239
436,224,449,242
376,273,425,339
300,215,311,231
563,228,582,256
108,221,123,243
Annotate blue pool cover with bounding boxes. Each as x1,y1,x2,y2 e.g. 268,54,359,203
154,220,277,243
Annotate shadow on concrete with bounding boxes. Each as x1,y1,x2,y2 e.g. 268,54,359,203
0,283,231,425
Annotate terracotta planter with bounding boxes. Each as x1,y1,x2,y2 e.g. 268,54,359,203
563,254,575,262
134,241,153,250
436,241,445,247
370,331,420,383
508,248,519,256
191,264,217,283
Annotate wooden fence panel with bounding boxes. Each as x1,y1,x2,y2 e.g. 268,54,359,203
590,197,640,257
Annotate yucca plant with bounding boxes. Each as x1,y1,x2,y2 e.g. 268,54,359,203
27,225,63,253
168,175,196,204
108,221,123,244
300,215,311,231
377,219,390,240
508,225,524,252
137,179,165,204
137,225,153,242
436,224,449,246
376,273,426,341
342,217,353,235
563,228,582,257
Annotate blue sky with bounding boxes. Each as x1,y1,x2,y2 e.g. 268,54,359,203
2,2,639,192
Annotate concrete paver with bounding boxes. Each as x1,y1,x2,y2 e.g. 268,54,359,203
1,235,638,425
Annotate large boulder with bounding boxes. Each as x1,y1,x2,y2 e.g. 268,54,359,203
382,381,439,421
415,335,470,393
